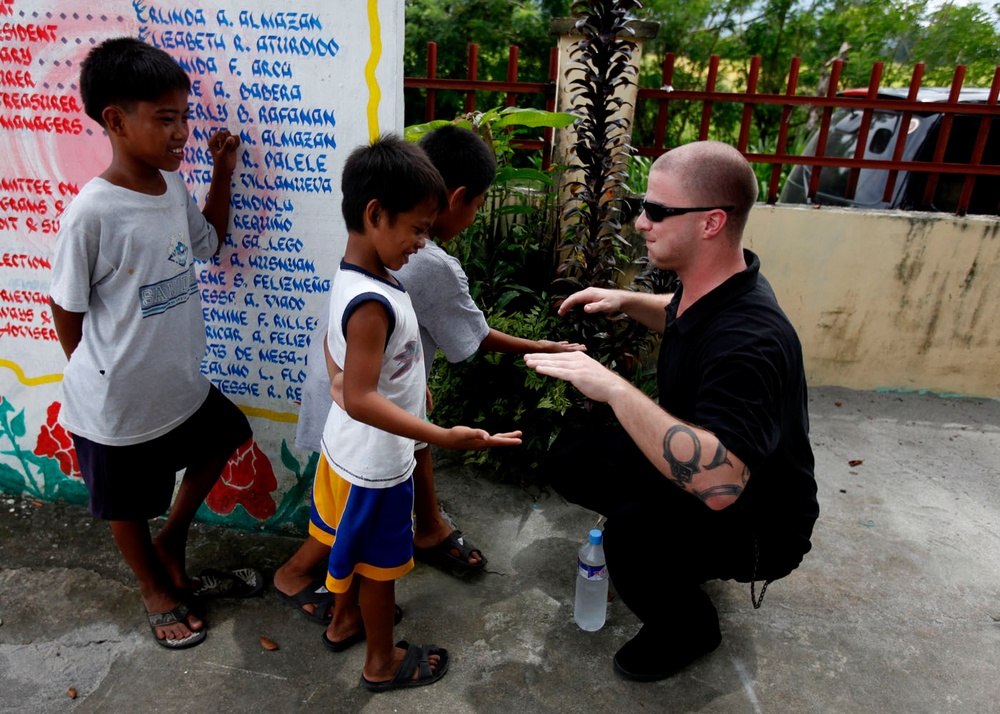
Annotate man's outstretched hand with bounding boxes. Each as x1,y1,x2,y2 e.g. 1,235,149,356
524,351,628,404
557,287,625,316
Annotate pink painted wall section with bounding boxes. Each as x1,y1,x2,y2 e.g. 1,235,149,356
0,0,404,531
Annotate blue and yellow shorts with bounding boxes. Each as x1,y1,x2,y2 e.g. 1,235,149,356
309,455,415,593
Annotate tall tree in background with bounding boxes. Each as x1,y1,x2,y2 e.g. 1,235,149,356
629,0,1000,149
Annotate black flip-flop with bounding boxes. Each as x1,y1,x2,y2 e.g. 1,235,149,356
360,641,449,692
276,578,335,625
413,530,487,573
147,601,206,649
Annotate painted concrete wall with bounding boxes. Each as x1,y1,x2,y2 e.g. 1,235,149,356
747,205,1000,398
1,0,403,531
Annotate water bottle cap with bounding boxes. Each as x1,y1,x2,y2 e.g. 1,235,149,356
589,528,603,545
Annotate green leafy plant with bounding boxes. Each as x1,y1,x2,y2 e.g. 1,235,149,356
427,301,579,473
404,6,684,478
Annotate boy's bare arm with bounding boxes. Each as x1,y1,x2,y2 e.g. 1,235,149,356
201,130,241,254
343,302,521,451
49,299,84,360
479,328,586,355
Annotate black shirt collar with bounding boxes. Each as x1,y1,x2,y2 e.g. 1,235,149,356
665,249,761,334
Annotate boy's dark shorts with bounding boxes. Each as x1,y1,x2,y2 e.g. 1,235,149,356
72,385,252,521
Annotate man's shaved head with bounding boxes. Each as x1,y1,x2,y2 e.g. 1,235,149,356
651,141,759,236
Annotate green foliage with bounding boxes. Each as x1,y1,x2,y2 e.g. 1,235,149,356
419,2,674,480
427,301,584,474
407,107,576,315
637,0,1000,91
746,128,813,197
407,5,679,479
405,106,576,171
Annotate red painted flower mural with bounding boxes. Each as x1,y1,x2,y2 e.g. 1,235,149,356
33,401,81,479
206,438,278,520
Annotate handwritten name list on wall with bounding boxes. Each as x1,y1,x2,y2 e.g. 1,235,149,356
1,0,402,422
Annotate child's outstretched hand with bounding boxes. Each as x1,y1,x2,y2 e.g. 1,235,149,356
444,426,522,451
536,339,587,353
207,129,241,175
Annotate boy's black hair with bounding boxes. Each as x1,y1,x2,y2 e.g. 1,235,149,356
341,134,448,233
418,125,497,202
79,37,191,126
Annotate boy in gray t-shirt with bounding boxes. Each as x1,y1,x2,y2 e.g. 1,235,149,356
278,126,584,622
49,38,259,650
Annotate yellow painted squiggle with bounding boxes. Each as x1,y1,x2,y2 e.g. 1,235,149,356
0,359,298,422
0,359,62,386
366,0,382,141
239,405,299,423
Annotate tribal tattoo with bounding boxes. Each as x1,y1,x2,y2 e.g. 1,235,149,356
694,483,744,502
661,424,743,497
704,441,733,470
694,462,751,502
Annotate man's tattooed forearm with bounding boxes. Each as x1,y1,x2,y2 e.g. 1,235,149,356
662,424,701,485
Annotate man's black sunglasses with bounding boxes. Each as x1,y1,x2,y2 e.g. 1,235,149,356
641,200,734,223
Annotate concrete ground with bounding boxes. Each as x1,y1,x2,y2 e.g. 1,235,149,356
1,386,999,713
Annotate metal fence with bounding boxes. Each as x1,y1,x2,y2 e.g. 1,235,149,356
403,43,560,166
404,42,1000,216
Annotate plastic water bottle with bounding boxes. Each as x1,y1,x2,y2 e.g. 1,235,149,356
574,528,608,631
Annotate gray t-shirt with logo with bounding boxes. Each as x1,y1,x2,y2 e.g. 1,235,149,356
49,172,217,445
